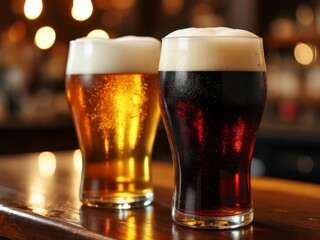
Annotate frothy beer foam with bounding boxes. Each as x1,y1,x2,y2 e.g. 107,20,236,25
66,36,161,74
159,27,266,72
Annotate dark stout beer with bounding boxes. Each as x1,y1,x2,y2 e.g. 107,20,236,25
159,71,266,215
158,27,267,229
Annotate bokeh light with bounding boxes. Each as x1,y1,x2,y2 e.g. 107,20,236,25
297,155,314,174
34,26,56,50
38,151,57,177
8,21,26,43
294,42,316,65
113,0,136,10
162,0,184,15
29,192,45,205
71,0,93,21
24,0,43,20
296,4,314,26
87,29,110,38
73,149,82,173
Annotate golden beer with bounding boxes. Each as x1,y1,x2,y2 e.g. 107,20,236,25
66,37,160,208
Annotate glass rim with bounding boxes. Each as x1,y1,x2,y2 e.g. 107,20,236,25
69,36,160,45
162,35,263,40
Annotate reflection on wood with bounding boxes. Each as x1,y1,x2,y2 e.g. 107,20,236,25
0,151,319,239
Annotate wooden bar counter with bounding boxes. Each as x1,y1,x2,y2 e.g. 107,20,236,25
0,151,320,239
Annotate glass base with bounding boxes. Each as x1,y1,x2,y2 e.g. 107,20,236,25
172,208,253,229
81,191,154,209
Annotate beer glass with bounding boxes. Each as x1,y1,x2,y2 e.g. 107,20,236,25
66,36,161,209
158,28,267,229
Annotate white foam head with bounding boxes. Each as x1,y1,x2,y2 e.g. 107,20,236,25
159,27,266,72
66,36,161,74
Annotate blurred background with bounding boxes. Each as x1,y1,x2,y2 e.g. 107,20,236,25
0,0,320,183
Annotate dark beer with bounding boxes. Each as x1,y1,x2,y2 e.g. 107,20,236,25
159,71,266,215
66,37,160,209
158,27,267,229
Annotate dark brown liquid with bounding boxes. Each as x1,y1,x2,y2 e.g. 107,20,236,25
159,71,267,216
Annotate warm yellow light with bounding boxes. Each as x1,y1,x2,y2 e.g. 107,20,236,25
29,192,45,205
24,0,43,20
73,149,82,173
143,156,150,181
38,151,56,177
87,29,110,39
34,26,56,50
126,216,137,238
128,75,144,149
72,0,93,21
294,42,316,65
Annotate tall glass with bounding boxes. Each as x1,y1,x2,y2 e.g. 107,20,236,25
66,37,161,209
158,28,267,229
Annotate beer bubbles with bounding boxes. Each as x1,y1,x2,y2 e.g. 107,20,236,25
66,36,160,75
65,36,161,208
159,27,266,72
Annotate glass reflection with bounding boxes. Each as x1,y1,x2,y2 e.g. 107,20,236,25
73,149,83,174
142,206,152,240
126,215,137,239
172,223,253,240
29,192,45,204
80,205,153,239
28,192,47,215
27,152,82,222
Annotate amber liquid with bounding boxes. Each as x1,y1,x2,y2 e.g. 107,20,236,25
159,71,267,217
66,73,160,206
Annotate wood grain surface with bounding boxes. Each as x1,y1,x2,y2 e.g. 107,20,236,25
0,151,319,239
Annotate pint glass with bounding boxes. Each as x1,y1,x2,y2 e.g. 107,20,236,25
66,37,161,209
158,28,267,229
